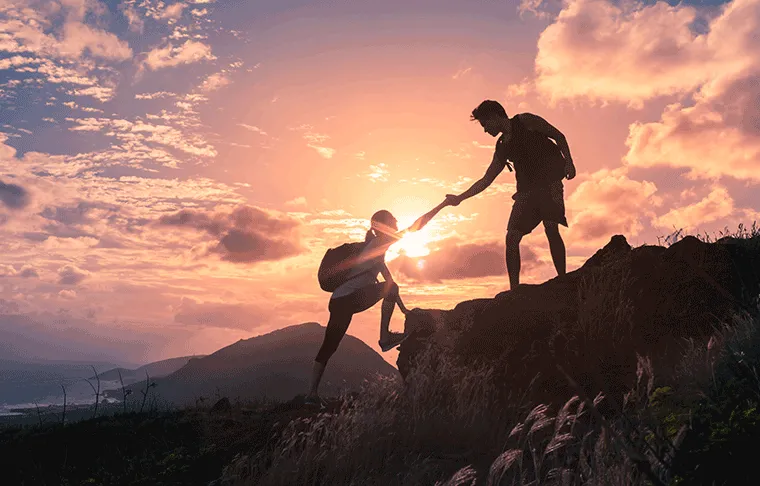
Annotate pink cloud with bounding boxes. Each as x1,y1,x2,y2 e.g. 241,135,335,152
140,40,216,71
58,20,132,61
652,186,737,231
624,68,760,181
565,169,660,247
534,0,714,106
531,0,760,183
200,72,230,92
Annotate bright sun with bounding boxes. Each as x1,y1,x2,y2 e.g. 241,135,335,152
386,214,436,261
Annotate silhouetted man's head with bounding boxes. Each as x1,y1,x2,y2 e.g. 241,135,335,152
471,100,509,137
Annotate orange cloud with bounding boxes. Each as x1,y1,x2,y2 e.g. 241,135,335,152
624,70,760,181
652,186,736,231
532,0,760,107
0,0,132,62
58,21,133,60
566,169,659,247
200,72,230,92
532,0,760,183
140,40,216,71
534,0,714,106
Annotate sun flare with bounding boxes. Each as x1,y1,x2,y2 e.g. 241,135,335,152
386,213,439,260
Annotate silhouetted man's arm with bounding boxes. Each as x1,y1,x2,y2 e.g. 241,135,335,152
518,113,576,180
446,154,506,206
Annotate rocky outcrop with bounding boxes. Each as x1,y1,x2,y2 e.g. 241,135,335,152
398,235,760,407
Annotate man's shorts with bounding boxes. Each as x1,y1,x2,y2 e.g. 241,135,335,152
507,181,568,235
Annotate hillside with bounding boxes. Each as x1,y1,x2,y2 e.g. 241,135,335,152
105,322,397,406
397,234,760,409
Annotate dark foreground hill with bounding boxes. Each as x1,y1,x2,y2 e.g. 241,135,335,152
105,322,397,406
398,234,760,409
4,231,760,486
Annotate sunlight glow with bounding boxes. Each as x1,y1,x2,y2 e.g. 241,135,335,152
386,212,439,260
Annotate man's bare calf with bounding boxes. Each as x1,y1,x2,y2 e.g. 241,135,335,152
544,221,566,277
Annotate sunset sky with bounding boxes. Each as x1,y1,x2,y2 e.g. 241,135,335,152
1,0,759,367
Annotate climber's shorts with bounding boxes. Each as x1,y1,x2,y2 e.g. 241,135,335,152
507,181,568,235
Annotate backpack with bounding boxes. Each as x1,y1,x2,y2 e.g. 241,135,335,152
500,116,568,188
317,241,370,292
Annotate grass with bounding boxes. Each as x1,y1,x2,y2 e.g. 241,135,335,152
219,224,760,486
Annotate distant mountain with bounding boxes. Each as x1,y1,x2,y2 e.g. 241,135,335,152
93,356,205,385
106,322,398,406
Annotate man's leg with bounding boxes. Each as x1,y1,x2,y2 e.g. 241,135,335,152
541,182,569,278
506,230,524,290
544,221,566,277
507,194,538,291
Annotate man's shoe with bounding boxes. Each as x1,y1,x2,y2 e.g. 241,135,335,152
379,332,409,352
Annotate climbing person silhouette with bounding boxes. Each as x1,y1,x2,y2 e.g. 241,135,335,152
445,100,576,290
306,201,448,407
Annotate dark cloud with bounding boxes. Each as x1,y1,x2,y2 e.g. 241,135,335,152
42,223,97,239
23,232,49,242
0,264,38,278
0,180,30,209
16,203,122,245
388,238,541,283
58,265,90,285
214,228,302,263
20,266,39,278
157,205,304,264
39,202,95,225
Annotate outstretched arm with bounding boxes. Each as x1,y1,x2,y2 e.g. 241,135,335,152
446,154,506,206
518,113,576,180
402,200,449,234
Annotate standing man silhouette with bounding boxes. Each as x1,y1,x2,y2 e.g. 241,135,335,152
445,100,576,290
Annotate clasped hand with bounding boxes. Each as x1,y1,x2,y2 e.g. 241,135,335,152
444,194,462,207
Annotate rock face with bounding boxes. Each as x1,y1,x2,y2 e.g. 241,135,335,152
397,235,760,407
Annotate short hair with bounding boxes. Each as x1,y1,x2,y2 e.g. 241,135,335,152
470,100,508,122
